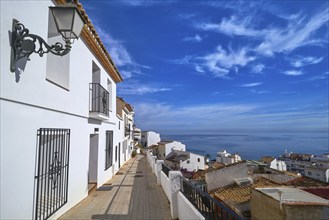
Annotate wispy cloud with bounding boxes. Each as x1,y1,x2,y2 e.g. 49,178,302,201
170,55,193,65
113,0,175,7
134,101,328,132
177,13,197,20
182,34,203,42
95,25,149,79
196,6,328,58
118,81,171,95
240,82,263,87
290,56,323,67
195,64,205,73
251,64,265,74
200,45,255,78
196,15,263,37
255,7,329,56
249,89,269,94
283,70,304,76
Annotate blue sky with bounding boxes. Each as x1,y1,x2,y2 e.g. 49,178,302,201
81,0,329,133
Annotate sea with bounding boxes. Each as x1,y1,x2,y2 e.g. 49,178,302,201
161,131,329,160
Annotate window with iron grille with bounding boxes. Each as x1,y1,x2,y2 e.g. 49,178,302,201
33,128,70,220
105,130,113,170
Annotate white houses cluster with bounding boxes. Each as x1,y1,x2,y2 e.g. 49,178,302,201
144,131,206,172
1,1,136,219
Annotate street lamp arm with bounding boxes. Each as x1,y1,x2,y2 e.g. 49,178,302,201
11,19,71,72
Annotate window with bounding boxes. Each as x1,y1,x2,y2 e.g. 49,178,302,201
115,146,118,162
46,11,70,90
198,158,200,162
105,131,113,169
308,172,312,175
34,128,70,220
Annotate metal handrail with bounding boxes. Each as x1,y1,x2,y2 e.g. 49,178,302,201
180,178,242,220
162,163,171,177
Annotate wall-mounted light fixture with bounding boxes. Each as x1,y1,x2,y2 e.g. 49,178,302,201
10,4,85,72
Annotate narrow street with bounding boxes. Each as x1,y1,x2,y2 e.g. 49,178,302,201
59,154,173,220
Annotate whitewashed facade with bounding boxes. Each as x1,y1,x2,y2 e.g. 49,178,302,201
141,131,161,148
0,1,129,219
158,141,186,160
180,152,206,172
216,150,242,165
269,158,287,172
116,97,134,163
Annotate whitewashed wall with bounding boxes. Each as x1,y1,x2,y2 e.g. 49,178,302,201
0,1,123,219
180,152,205,171
177,192,205,220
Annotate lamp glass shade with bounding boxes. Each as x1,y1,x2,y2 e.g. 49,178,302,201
50,6,85,40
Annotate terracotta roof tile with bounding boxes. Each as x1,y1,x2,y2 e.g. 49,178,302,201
210,177,282,210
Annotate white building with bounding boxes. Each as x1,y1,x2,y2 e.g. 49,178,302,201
134,127,142,145
165,150,205,172
305,166,329,183
141,131,161,148
260,156,287,172
181,152,206,172
304,154,329,183
117,97,134,163
216,150,241,165
157,141,186,160
0,1,130,219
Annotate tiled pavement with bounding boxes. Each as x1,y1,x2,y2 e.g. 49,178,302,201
59,154,173,220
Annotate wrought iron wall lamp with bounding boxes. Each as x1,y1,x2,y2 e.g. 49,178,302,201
10,4,85,72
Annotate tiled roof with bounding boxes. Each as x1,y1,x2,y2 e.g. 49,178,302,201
191,162,226,181
284,176,329,187
210,177,281,213
259,156,275,164
302,188,329,200
192,161,246,182
56,0,123,83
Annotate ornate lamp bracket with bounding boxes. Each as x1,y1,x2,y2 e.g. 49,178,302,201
10,19,72,72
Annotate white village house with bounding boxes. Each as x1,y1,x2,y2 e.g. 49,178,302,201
0,0,133,219
141,130,161,148
165,150,206,172
157,140,186,160
216,150,242,165
116,97,135,163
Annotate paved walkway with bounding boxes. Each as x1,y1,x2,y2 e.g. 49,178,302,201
59,154,173,220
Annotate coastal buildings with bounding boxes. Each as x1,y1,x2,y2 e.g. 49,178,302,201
260,156,287,172
141,130,161,148
281,152,329,183
157,140,186,160
165,150,205,172
0,0,134,219
216,150,242,165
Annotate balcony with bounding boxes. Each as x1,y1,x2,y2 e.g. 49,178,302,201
89,83,109,120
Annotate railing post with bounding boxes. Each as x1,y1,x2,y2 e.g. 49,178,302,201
169,171,182,219
150,156,157,173
156,160,164,185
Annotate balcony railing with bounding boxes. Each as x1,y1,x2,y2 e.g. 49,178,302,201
162,163,171,177
89,83,109,117
181,178,242,220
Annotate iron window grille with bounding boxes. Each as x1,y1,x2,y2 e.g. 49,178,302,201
33,128,70,220
89,83,109,117
105,130,113,170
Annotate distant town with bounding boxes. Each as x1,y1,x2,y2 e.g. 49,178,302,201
140,130,329,219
